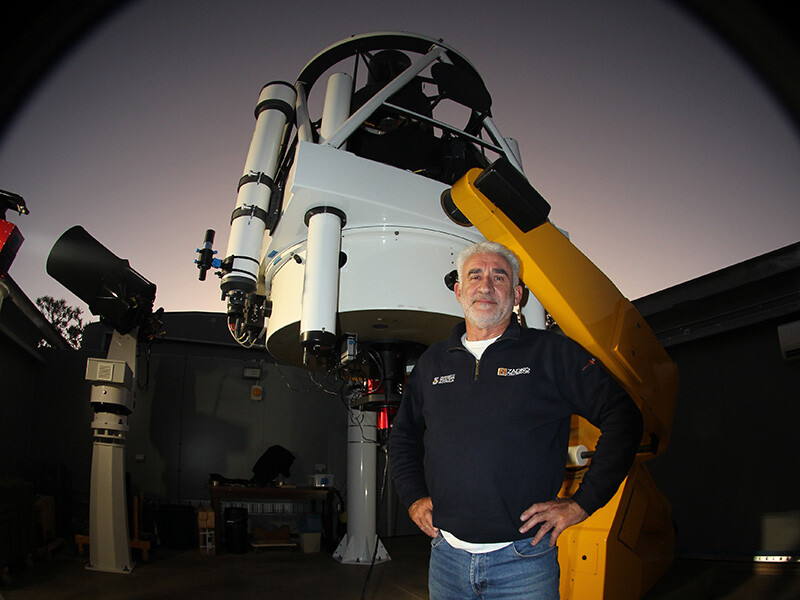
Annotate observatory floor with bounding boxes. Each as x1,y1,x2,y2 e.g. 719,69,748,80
1,535,798,600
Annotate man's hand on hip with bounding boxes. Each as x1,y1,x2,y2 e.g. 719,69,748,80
409,496,439,538
519,498,588,547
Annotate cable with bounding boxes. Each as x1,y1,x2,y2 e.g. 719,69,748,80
359,446,390,600
364,347,385,391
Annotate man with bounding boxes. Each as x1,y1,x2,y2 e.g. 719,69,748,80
388,241,643,599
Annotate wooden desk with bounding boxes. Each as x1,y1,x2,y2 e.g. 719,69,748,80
207,485,336,553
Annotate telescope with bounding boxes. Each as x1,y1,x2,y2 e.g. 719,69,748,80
47,225,157,335
47,225,160,574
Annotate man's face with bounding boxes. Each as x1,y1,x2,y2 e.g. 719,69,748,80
454,252,522,332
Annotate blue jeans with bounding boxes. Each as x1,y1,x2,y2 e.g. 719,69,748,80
429,533,560,599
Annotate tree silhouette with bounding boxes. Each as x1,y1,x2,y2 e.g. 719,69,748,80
36,296,84,349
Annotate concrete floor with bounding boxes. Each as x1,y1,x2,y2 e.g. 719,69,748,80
1,536,799,600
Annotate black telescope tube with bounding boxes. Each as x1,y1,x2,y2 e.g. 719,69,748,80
46,225,156,334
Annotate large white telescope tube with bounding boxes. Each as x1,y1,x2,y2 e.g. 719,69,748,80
221,81,297,297
300,207,345,362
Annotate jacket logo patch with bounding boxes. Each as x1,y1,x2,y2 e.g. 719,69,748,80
432,374,456,385
497,366,531,377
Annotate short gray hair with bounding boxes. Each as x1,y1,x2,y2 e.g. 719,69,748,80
456,241,520,287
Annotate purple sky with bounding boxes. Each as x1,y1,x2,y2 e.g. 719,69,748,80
1,0,798,317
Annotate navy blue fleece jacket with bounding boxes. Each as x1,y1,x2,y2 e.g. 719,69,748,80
388,316,643,543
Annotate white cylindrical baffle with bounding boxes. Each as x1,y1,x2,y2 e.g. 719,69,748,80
300,207,345,359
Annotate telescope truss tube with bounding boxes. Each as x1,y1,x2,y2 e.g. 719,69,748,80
300,207,346,361
222,81,297,296
320,72,353,143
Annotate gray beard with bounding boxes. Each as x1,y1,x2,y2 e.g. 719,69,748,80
462,298,513,330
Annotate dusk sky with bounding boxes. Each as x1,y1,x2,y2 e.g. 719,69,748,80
1,0,798,319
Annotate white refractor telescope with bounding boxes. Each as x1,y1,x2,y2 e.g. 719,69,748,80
200,32,544,564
